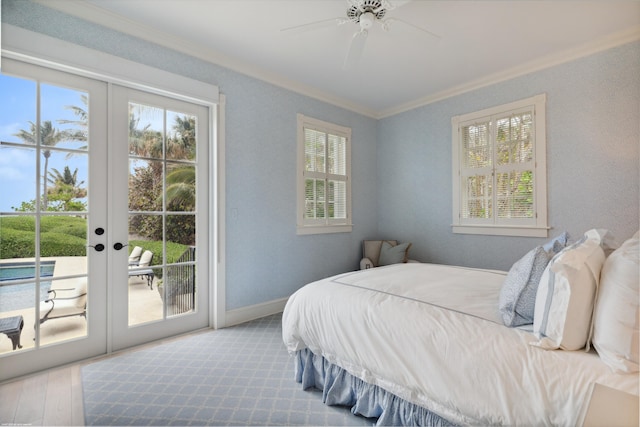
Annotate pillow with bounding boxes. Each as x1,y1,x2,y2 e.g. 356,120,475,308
499,246,553,327
378,241,412,266
542,231,570,254
532,229,611,351
591,236,639,373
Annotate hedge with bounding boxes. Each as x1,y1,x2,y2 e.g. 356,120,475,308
1,216,188,263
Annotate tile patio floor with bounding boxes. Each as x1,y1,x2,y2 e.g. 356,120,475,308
0,257,163,354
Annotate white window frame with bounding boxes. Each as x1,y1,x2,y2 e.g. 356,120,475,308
296,114,352,235
451,94,548,237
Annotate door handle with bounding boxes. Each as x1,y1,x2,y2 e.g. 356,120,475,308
89,243,105,252
113,242,128,251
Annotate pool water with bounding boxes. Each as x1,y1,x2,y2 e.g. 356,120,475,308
0,261,55,312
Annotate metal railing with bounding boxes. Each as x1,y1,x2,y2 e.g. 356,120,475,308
164,246,196,315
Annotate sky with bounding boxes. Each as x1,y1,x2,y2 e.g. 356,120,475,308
0,70,197,214
0,72,89,213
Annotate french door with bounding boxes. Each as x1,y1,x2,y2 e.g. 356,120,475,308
0,59,210,381
110,86,209,351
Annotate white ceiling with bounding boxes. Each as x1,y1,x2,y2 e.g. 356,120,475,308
42,0,640,118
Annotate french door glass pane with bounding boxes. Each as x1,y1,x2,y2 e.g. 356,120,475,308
129,159,164,212
43,150,89,212
39,276,87,347
0,73,90,355
166,111,196,161
127,103,198,326
41,84,89,151
0,145,37,211
127,213,163,326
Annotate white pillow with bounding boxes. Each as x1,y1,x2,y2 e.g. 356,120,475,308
592,236,639,372
532,229,611,351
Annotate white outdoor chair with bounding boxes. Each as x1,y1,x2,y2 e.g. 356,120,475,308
39,279,87,325
128,246,143,265
128,250,155,289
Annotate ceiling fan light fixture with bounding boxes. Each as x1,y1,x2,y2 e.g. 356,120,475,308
359,11,375,30
347,0,387,23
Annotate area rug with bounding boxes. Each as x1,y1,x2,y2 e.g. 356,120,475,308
81,314,371,426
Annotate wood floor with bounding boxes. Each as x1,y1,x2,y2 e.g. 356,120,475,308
0,278,173,425
0,328,212,426
0,363,85,426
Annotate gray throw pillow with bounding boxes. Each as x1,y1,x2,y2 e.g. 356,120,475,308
499,246,553,327
378,241,412,266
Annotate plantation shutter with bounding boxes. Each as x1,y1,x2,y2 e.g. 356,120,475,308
458,106,537,226
452,94,547,236
303,125,348,222
460,118,493,222
494,109,535,223
297,114,352,235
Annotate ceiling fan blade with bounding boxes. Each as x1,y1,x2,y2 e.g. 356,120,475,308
383,17,442,40
343,30,368,69
280,17,348,34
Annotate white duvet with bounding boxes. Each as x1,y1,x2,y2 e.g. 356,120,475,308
282,263,639,426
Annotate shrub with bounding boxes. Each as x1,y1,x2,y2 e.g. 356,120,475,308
1,216,87,258
0,227,36,258
129,240,189,266
41,216,87,239
1,216,188,262
40,232,87,257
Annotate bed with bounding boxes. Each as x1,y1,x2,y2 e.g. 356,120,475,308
282,230,639,425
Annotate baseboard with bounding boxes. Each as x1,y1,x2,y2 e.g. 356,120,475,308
224,297,288,327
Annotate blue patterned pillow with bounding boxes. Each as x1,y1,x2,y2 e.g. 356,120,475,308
542,231,569,254
499,246,553,327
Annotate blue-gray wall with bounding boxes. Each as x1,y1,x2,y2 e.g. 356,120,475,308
3,0,639,307
378,41,640,270
1,0,379,310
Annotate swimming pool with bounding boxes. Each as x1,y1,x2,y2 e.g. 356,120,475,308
0,261,55,312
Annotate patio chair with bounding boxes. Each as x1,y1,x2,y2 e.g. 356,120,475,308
39,279,87,325
128,246,143,265
129,250,154,289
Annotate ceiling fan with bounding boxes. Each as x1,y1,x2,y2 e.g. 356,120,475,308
281,0,440,69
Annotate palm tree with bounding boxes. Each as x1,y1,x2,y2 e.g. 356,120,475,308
128,105,163,158
47,166,87,211
165,166,195,211
168,115,196,160
59,94,88,152
14,121,63,209
48,166,86,194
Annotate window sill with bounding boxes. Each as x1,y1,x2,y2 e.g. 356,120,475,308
296,224,353,235
452,224,549,237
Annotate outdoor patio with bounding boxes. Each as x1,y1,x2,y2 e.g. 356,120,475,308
0,258,163,354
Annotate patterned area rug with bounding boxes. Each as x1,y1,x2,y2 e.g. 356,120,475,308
82,314,371,426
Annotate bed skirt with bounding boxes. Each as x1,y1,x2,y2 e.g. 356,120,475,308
294,349,456,426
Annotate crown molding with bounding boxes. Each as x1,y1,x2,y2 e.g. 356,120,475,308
32,1,640,120
378,25,640,119
34,0,379,119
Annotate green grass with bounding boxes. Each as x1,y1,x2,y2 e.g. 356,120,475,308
1,216,189,263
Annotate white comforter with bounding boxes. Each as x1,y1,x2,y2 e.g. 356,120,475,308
282,263,639,426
